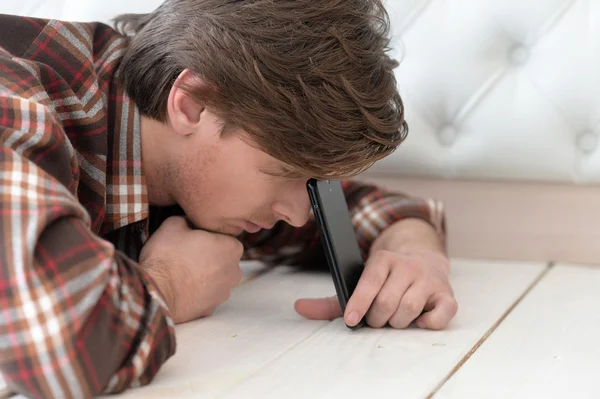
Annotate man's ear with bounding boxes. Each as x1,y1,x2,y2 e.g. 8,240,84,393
167,69,205,137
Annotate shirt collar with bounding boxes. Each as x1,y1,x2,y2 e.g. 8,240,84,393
101,65,149,234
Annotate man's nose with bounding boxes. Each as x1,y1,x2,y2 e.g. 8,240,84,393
272,182,311,227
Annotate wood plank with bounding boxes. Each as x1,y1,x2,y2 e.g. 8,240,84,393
239,260,272,281
105,264,336,399
214,260,546,399
434,263,600,399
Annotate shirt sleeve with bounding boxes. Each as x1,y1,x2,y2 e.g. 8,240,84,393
0,97,176,398
241,180,446,267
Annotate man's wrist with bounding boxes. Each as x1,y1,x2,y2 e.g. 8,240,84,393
140,259,177,313
370,218,448,270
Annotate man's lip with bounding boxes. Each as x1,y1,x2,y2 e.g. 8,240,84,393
244,221,274,233
244,221,262,233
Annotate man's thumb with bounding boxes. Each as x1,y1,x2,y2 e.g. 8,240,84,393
294,296,341,321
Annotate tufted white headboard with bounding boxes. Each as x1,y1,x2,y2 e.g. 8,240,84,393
2,0,600,263
381,0,600,185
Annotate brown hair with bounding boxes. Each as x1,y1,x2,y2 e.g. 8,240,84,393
114,0,407,179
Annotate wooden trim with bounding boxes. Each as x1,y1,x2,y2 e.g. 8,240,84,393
356,175,600,265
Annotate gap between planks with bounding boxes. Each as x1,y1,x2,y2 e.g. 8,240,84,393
425,262,555,399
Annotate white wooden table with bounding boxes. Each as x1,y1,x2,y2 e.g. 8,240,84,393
2,259,600,399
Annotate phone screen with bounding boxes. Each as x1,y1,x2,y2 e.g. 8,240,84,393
307,179,365,327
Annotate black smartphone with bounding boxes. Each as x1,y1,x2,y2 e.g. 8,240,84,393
307,178,366,329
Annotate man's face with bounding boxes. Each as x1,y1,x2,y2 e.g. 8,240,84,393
168,110,312,236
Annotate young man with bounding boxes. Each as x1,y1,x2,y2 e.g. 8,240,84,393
0,0,457,397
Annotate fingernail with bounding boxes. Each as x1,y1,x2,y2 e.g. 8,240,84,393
348,312,359,325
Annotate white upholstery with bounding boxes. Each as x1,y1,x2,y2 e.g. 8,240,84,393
382,0,600,184
2,0,599,184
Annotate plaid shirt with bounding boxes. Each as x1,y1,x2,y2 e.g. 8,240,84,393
0,14,445,399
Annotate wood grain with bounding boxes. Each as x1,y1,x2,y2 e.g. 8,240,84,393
101,259,544,399
218,260,546,399
434,263,600,399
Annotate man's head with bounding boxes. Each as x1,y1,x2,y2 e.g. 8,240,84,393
115,0,408,235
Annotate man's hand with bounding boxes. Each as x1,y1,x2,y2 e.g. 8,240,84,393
139,216,244,324
295,219,458,330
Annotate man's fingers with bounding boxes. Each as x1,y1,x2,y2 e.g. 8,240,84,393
415,293,458,330
365,267,411,328
344,255,391,326
388,283,428,329
159,215,190,232
294,296,341,320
